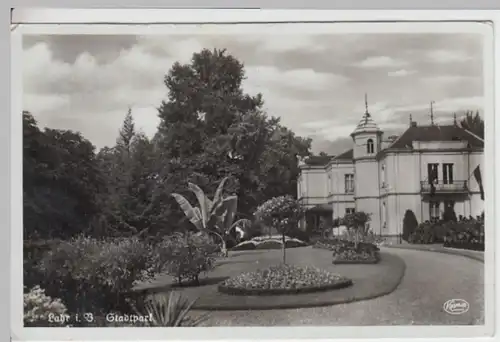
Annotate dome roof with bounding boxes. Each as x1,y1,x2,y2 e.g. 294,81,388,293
350,94,381,136
351,111,381,136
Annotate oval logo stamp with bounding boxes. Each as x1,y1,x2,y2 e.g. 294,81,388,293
443,299,470,315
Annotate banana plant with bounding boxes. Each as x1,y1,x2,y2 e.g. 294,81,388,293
171,177,251,257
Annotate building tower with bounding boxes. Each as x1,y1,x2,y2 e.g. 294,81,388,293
350,94,383,233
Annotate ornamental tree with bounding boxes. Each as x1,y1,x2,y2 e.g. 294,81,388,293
254,195,304,263
343,211,372,249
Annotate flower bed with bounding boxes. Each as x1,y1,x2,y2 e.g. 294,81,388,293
314,239,380,264
231,237,307,251
443,219,484,251
218,264,352,295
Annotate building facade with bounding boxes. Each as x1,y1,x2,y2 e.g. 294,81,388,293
297,108,484,240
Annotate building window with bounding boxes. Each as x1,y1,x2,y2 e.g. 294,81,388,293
367,139,374,154
427,163,439,183
429,201,440,221
344,174,355,193
442,163,454,184
346,208,355,215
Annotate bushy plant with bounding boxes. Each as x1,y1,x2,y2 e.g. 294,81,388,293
159,232,217,285
24,285,68,327
314,238,380,263
443,217,484,250
408,221,447,244
254,195,304,263
402,209,419,242
37,235,153,316
23,239,60,291
442,205,458,222
171,177,251,257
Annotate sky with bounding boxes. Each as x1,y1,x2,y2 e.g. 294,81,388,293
22,32,484,154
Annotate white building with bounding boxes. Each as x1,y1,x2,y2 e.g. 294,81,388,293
297,106,484,241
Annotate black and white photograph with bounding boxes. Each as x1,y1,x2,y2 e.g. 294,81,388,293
15,13,493,338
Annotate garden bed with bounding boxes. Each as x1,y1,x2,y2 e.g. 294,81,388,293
218,264,352,295
315,239,380,264
333,254,380,265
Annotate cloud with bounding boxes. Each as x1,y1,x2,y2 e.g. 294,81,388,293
426,49,474,63
22,33,485,153
356,56,408,68
420,75,473,84
388,69,416,77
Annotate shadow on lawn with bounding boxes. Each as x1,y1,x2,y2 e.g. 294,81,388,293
141,276,230,295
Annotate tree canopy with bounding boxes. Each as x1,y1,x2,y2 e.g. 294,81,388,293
23,48,312,241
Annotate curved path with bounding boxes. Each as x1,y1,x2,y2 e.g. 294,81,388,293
197,248,484,326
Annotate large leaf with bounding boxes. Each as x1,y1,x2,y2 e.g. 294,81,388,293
221,196,238,232
212,177,229,207
187,183,209,228
171,193,203,230
141,292,208,327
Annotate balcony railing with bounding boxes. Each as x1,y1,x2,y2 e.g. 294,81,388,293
420,180,468,194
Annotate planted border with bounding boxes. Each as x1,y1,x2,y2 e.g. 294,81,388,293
218,278,353,296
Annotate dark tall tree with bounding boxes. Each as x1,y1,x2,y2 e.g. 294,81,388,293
23,111,103,240
460,110,484,139
402,209,418,242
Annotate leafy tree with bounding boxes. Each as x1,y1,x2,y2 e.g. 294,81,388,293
254,195,304,264
460,110,484,139
23,111,103,240
155,48,311,219
402,209,418,242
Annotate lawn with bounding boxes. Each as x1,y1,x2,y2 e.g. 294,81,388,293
133,246,406,310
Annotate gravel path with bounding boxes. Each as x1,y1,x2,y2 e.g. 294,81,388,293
196,248,484,326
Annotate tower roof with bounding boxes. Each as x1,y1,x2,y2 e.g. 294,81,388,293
350,94,381,136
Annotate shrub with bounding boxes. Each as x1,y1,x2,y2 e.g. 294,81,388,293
24,286,69,327
218,264,352,295
442,205,458,222
37,235,153,316
23,239,60,291
160,232,217,285
402,209,419,242
408,221,448,244
443,218,484,250
286,228,311,243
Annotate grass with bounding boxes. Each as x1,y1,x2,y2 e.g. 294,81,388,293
133,246,406,311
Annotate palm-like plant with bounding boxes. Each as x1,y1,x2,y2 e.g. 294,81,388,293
171,177,251,257
138,292,209,327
